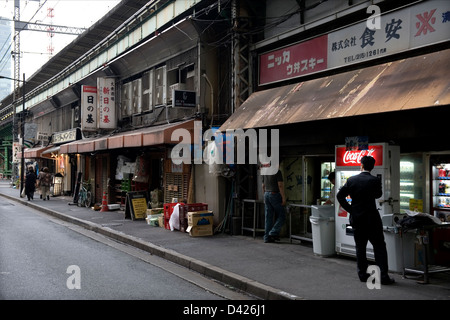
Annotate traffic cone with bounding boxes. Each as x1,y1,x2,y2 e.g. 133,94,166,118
100,192,109,212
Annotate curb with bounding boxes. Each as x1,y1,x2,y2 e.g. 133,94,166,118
1,192,303,300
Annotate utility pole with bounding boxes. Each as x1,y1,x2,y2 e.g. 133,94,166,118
13,0,21,102
9,0,85,189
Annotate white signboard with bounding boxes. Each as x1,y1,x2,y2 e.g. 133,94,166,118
97,77,116,129
12,142,21,163
259,0,450,85
81,85,97,131
327,0,450,68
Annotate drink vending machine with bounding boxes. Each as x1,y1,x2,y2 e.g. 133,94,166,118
334,143,400,259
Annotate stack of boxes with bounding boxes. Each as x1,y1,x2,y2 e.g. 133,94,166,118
161,202,212,236
145,208,164,227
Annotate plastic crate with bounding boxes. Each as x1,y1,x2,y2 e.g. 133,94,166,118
163,202,185,220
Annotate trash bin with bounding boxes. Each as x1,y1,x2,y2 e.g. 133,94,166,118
309,205,336,257
382,214,415,273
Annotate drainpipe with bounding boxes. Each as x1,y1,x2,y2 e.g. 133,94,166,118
202,73,214,128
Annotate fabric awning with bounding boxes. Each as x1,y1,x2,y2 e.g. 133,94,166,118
60,119,195,154
220,49,450,131
21,146,51,159
41,145,61,159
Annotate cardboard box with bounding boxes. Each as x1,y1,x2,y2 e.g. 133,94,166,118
146,208,163,216
188,210,213,227
145,213,162,227
186,224,213,237
179,203,208,232
158,216,165,228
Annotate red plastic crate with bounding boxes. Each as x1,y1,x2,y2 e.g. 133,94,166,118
164,218,170,230
164,203,208,231
163,202,185,220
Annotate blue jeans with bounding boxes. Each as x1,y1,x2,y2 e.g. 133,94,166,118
264,192,286,241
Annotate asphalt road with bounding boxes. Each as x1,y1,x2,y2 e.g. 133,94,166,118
0,196,253,300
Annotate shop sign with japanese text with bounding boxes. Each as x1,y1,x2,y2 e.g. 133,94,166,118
327,0,449,68
52,128,78,144
259,0,450,85
259,35,327,85
97,77,116,130
81,85,97,131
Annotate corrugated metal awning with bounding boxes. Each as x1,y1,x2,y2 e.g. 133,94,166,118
220,49,450,131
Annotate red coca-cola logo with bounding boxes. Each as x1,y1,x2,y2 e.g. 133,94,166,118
336,145,383,167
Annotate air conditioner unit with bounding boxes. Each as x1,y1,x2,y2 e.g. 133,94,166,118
168,83,186,104
170,83,186,92
142,70,153,112
155,66,166,106
132,78,142,115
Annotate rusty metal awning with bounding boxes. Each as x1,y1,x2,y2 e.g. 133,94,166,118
220,49,450,131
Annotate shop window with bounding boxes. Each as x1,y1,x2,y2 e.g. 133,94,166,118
132,78,142,115
121,82,132,117
142,70,153,112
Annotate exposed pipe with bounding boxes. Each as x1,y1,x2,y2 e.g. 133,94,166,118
202,73,214,128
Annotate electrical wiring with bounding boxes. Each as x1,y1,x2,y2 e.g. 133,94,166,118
0,0,48,74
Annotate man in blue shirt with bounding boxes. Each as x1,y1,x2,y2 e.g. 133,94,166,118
262,166,286,243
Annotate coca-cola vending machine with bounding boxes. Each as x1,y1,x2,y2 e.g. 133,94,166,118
334,143,400,259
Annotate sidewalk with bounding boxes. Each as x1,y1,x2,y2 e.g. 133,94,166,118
1,180,449,300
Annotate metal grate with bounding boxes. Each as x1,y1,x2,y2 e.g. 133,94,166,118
164,172,189,203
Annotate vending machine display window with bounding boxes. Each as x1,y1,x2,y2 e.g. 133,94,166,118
320,161,335,204
399,155,425,213
431,161,450,222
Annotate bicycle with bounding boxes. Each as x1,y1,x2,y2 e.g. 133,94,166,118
77,181,92,208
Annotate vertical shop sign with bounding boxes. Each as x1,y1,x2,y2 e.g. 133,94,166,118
12,142,21,163
97,77,116,129
81,85,97,132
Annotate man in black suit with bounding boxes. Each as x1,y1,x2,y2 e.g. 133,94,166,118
336,155,395,285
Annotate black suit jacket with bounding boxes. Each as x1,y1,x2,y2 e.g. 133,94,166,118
336,171,383,227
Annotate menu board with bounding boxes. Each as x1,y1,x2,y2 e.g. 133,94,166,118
125,191,148,220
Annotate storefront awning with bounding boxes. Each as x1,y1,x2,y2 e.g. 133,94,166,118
21,146,51,159
60,119,195,154
220,49,450,131
41,145,61,159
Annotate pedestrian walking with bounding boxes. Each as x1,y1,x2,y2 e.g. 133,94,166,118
261,164,286,243
37,167,52,201
25,166,37,201
336,155,395,285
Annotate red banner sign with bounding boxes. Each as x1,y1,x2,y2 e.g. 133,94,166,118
259,35,327,85
336,145,384,167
